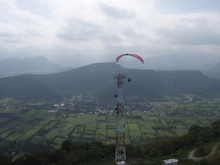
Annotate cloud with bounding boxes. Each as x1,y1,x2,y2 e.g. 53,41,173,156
56,19,102,41
155,0,220,14
0,32,19,38
0,0,220,68
100,3,135,19
155,13,220,45
157,26,220,45
1,39,22,43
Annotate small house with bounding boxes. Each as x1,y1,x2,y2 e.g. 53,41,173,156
163,158,178,165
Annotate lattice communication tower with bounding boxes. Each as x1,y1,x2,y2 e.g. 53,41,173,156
113,73,127,165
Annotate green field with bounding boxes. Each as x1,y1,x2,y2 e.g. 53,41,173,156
1,96,220,159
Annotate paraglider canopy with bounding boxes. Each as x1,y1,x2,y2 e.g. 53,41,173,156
115,53,144,64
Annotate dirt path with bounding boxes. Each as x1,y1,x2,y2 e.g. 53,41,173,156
188,142,220,161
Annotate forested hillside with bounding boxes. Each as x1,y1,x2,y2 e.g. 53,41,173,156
0,62,220,101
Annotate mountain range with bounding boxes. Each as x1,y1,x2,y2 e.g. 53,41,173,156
120,54,220,71
0,62,220,101
0,56,64,77
1,55,220,79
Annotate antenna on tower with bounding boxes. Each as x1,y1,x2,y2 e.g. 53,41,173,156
113,73,127,165
113,53,144,165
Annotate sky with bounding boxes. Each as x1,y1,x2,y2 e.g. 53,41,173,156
0,0,220,68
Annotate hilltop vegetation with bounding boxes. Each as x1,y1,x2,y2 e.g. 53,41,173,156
0,62,220,101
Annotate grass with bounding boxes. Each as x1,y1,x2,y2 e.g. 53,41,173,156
12,126,43,149
82,134,93,139
34,101,47,106
45,128,60,139
1,108,20,113
57,122,73,137
95,126,107,142
0,117,9,123
7,132,24,141
44,120,59,129
34,110,47,118
30,136,43,144
0,130,12,139
54,138,65,146
107,129,115,138
85,122,97,130
157,131,172,137
12,151,29,161
3,96,220,159
26,109,38,117
0,98,14,105
71,125,85,138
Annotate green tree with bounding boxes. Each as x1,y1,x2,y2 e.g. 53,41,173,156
61,140,72,153
0,154,11,165
196,146,206,157
12,155,51,165
188,125,202,134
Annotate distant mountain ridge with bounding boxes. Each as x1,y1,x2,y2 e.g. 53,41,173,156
210,62,220,72
0,56,63,77
119,54,220,80
201,62,220,80
120,54,220,71
0,62,220,101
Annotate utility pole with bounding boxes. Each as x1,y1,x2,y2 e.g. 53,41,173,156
113,73,126,165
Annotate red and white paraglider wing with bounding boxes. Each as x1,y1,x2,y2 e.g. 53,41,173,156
115,53,144,64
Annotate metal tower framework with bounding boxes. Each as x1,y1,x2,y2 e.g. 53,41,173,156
113,73,126,164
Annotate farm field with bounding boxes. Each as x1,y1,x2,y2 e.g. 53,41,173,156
1,96,220,159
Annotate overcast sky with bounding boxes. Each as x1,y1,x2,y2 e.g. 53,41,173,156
0,0,220,67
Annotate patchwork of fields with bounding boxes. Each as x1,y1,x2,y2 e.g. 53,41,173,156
1,97,220,159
